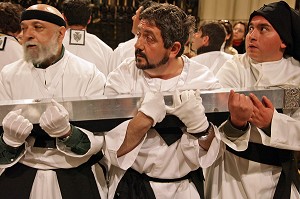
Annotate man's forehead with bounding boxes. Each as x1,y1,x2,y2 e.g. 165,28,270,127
138,19,157,31
250,15,271,25
20,19,53,26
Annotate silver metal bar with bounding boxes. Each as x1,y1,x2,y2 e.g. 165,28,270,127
0,87,289,125
202,87,285,112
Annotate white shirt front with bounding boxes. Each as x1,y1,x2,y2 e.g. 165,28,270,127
0,50,106,100
191,51,233,75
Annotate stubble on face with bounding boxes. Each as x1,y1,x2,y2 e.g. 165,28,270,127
135,49,169,70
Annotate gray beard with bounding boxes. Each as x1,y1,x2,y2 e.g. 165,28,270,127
23,34,59,65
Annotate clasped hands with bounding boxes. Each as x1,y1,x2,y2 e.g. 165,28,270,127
138,89,209,133
2,99,71,147
228,90,274,129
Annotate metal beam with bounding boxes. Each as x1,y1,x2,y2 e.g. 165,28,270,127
0,86,297,131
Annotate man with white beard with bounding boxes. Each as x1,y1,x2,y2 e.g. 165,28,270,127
0,3,154,199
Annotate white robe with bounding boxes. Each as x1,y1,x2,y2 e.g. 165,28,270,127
109,36,137,71
205,54,300,199
0,35,23,71
191,51,233,75
105,55,222,199
63,29,113,77
0,50,140,199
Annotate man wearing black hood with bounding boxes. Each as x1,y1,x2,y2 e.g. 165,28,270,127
205,1,300,199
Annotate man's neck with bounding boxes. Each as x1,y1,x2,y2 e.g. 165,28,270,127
67,25,86,30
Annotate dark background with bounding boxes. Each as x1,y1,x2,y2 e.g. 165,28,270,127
4,0,200,49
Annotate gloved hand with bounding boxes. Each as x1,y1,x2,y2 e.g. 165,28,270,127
39,99,71,138
2,109,33,147
166,90,209,133
138,92,166,126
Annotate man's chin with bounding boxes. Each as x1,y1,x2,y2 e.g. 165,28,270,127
136,63,145,70
24,56,43,65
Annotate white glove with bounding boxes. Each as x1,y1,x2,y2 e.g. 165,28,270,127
39,99,71,138
138,92,166,126
2,109,33,147
166,90,209,133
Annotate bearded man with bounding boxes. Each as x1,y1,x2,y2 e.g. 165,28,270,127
105,3,222,199
0,2,166,198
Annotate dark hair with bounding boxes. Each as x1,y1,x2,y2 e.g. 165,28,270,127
62,0,92,26
139,3,195,57
233,21,248,37
0,2,23,34
218,19,233,49
138,0,156,10
197,21,226,54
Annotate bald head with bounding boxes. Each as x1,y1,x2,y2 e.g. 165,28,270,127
28,4,64,19
21,4,66,27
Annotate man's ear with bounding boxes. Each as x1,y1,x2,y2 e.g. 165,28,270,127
170,42,181,57
280,40,287,49
202,35,210,46
58,26,66,42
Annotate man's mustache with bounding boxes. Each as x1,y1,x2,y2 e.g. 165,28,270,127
135,49,147,59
